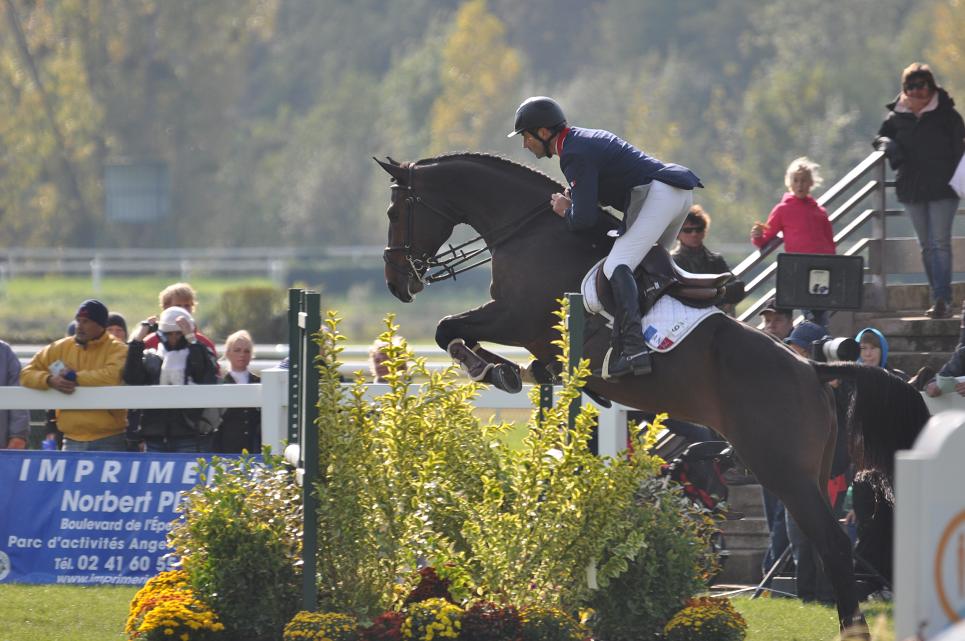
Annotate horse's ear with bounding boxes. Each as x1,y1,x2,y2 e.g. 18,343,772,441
374,157,408,183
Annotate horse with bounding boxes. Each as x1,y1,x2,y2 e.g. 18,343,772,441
375,152,929,636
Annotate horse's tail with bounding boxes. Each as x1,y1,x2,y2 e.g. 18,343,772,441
812,362,930,482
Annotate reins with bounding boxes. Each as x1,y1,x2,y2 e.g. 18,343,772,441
384,166,552,285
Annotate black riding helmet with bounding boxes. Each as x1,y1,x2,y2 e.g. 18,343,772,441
507,96,567,138
508,96,567,158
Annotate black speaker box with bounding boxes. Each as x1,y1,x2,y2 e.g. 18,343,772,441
776,253,864,310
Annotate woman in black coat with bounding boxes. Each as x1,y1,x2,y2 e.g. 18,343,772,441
875,62,965,319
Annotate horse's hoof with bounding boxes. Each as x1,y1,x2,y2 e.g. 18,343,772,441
491,364,522,393
840,612,870,640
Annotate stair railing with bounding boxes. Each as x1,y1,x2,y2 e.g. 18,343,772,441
734,150,889,323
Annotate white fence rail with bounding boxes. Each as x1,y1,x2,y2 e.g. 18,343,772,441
0,372,631,457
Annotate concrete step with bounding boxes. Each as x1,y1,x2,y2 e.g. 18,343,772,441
888,351,950,375
721,516,768,539
726,483,765,515
884,282,965,311
716,548,762,585
885,335,957,352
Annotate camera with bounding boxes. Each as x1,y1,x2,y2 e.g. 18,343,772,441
810,336,860,362
141,320,159,333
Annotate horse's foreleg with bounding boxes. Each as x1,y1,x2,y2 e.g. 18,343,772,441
780,480,869,639
436,302,532,393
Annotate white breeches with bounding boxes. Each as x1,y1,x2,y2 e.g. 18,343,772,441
602,180,693,279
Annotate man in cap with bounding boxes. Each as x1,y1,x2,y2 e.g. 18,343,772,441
20,299,129,451
759,297,794,340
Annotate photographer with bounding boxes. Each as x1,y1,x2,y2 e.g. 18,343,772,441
123,306,218,452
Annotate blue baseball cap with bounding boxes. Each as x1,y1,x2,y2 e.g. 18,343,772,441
784,321,828,351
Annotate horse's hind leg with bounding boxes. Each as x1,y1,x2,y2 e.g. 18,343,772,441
780,480,869,638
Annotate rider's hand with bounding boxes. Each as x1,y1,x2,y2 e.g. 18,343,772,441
550,192,571,217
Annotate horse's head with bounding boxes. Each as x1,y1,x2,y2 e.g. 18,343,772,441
375,157,460,302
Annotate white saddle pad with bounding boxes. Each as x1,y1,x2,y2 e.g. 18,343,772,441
580,260,723,353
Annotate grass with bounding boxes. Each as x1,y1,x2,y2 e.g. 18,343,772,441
0,275,274,343
0,274,485,344
0,584,138,641
0,584,894,641
732,595,894,641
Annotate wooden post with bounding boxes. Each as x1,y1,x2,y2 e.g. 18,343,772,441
566,293,584,429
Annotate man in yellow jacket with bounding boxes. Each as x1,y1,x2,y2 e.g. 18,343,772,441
21,299,128,451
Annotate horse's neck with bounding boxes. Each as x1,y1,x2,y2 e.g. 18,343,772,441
427,160,554,239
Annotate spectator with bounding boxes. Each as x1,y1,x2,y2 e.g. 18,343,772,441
855,327,908,380
20,300,128,451
143,282,218,357
846,327,901,590
875,62,965,319
751,157,835,326
124,306,218,452
925,340,965,398
671,204,746,315
1,339,29,449
213,330,261,454
758,297,794,341
105,313,128,343
368,337,407,383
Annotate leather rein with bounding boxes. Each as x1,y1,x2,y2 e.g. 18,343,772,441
383,168,552,285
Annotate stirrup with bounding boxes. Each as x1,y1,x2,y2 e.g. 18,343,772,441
599,347,652,380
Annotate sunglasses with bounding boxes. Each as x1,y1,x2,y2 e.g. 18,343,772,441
904,80,929,91
680,226,706,234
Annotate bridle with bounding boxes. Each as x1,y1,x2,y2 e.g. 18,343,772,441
383,167,552,285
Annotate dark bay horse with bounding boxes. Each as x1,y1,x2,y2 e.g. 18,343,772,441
375,153,929,635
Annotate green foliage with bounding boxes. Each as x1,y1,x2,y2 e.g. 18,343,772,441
0,1,942,252
168,456,303,641
663,596,748,641
283,611,360,641
311,301,669,620
585,477,717,641
207,285,288,343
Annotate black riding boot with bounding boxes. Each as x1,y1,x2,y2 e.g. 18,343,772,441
603,264,652,379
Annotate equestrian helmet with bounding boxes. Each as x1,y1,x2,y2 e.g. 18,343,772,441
507,96,567,137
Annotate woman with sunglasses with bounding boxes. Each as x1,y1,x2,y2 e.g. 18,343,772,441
672,205,745,315
875,62,965,319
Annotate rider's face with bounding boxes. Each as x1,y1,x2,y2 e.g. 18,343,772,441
521,129,550,159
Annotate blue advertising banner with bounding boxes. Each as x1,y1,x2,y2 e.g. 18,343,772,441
0,451,245,586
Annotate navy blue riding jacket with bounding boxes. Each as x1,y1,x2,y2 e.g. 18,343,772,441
558,126,703,231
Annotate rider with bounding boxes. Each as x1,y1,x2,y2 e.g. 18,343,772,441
509,96,703,379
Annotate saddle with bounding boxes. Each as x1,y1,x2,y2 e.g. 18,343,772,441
594,245,734,320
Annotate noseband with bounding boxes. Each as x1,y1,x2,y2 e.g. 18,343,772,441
383,169,551,285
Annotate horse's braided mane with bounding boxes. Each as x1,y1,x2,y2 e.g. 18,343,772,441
411,152,565,190
404,151,615,225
